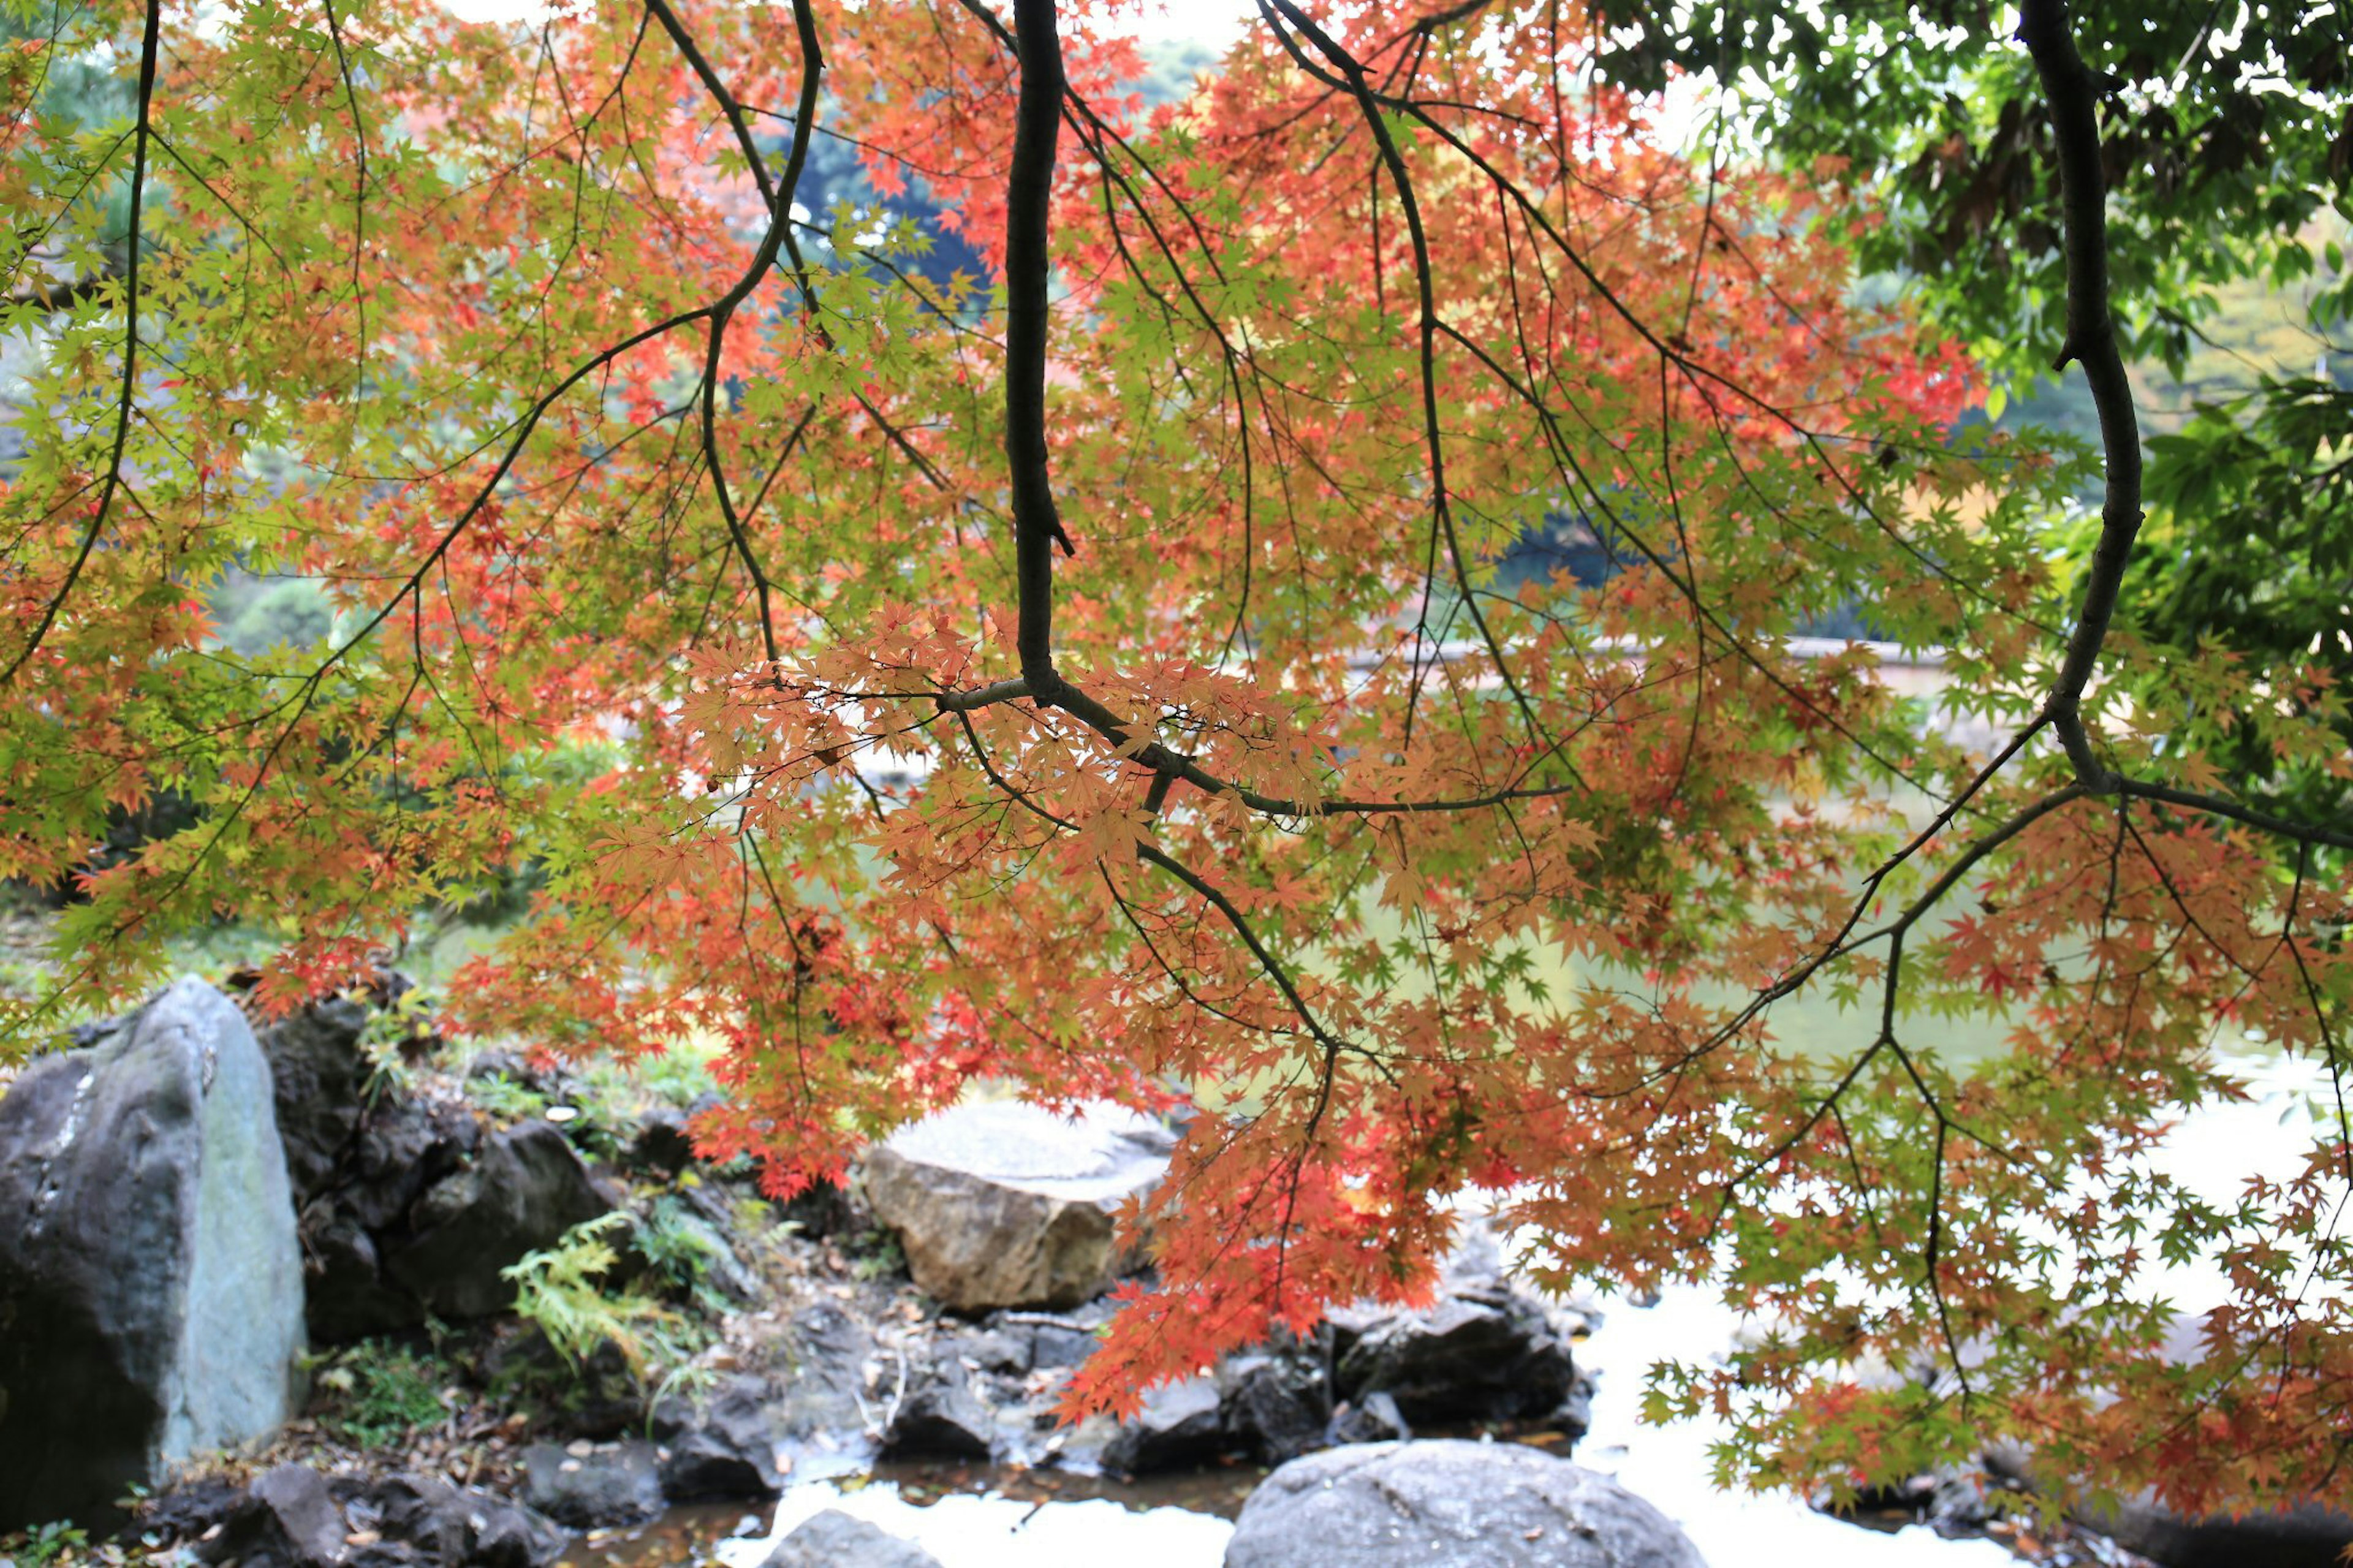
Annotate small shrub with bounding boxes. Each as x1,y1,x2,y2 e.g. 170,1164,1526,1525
848,1225,906,1282
632,1194,730,1307
314,1341,451,1449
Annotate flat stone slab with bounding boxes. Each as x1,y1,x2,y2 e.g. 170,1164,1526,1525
863,1100,1173,1310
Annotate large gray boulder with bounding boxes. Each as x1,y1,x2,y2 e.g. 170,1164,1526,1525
862,1099,1173,1310
1223,1441,1707,1568
0,979,306,1532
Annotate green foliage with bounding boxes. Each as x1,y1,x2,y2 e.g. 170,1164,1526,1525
464,1070,550,1124
631,1194,733,1309
501,1213,694,1377
313,1340,452,1450
214,576,335,657
0,1520,88,1568
1585,0,2352,384
846,1224,906,1284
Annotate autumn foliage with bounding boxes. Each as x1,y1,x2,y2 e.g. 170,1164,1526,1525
1,0,2347,1515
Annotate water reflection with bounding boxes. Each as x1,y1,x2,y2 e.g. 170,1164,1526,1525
557,1463,1255,1568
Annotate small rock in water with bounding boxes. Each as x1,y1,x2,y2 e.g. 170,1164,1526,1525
1224,1439,1706,1567
1220,1350,1332,1464
1335,1291,1576,1425
760,1509,944,1568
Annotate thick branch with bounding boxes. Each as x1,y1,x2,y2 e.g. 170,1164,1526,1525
2019,0,2141,780
1006,0,1076,684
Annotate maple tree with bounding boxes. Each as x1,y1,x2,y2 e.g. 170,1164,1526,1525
2,0,2350,1517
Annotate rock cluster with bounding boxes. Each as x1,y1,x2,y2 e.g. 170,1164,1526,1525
181,1463,569,1568
863,1223,1588,1475
260,997,615,1341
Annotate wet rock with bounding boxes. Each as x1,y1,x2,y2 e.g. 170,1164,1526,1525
1221,1352,1331,1464
295,1094,485,1342
881,1365,997,1459
1324,1390,1410,1447
257,993,374,1205
366,1474,566,1568
760,1510,943,1568
655,1377,784,1500
1332,1235,1577,1425
1224,1440,1707,1568
303,1214,419,1344
1102,1376,1228,1475
945,1325,1033,1376
519,1439,665,1528
195,1464,347,1568
2083,1494,2353,1568
384,1121,613,1320
1025,1317,1105,1370
771,1299,877,1439
0,979,306,1534
861,1100,1173,1310
1819,1464,1998,1539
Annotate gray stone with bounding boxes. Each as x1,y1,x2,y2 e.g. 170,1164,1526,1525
1221,1353,1331,1464
881,1365,997,1459
518,1439,665,1528
1325,1390,1410,1446
1329,1223,1578,1427
1336,1292,1577,1423
656,1377,784,1500
861,1100,1173,1310
366,1474,567,1568
1222,1441,1706,1568
256,993,374,1206
761,1510,944,1568
196,1464,348,1568
2084,1494,2353,1568
384,1121,612,1320
1102,1375,1228,1474
770,1300,875,1439
0,979,306,1532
